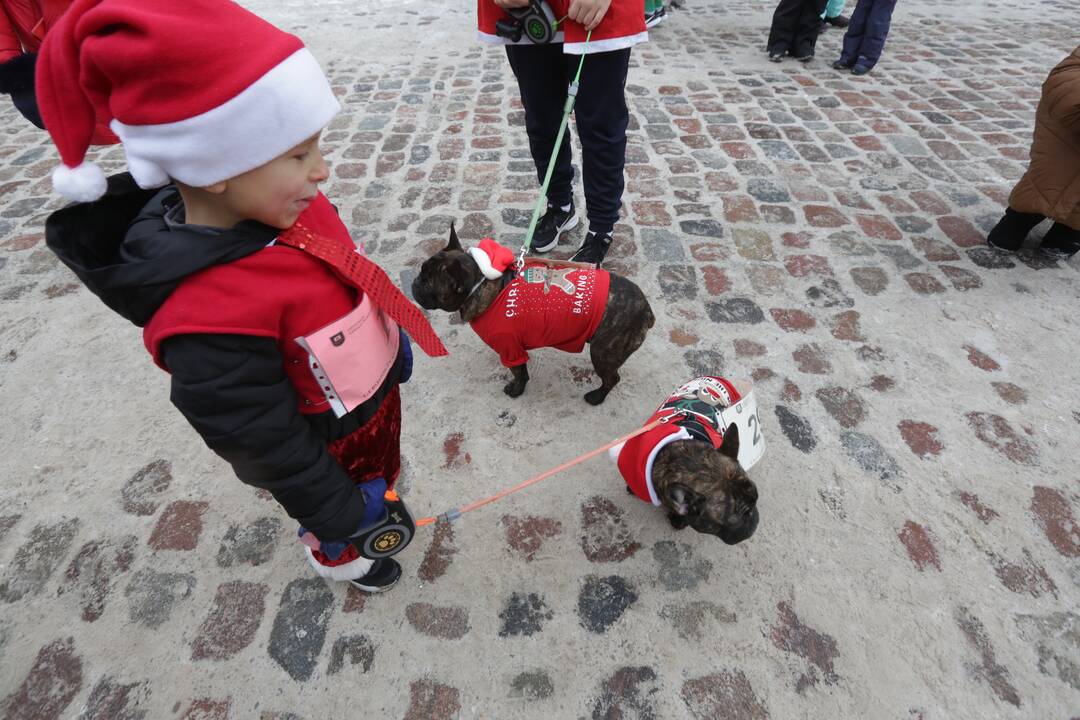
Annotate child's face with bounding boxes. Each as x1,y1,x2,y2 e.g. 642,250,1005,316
220,133,330,229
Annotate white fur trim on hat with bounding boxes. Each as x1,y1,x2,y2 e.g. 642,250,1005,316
303,545,375,581
52,161,107,202
110,48,340,189
468,246,503,280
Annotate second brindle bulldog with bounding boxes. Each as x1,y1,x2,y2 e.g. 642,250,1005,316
411,224,654,405
610,376,761,545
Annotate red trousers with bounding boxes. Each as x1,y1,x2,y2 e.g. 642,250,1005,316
308,386,401,569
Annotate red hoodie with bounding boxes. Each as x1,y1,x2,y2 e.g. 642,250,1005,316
477,0,647,54
0,0,70,61
1,0,117,142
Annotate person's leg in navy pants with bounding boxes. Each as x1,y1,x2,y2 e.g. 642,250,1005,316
565,48,630,236
505,43,575,210
838,0,896,70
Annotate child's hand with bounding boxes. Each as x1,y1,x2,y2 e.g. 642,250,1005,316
494,0,531,8
357,477,388,529
568,0,612,31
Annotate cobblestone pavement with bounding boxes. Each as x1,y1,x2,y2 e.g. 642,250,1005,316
2,1,1079,718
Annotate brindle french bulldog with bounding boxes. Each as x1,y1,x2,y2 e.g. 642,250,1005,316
411,223,654,405
643,424,760,545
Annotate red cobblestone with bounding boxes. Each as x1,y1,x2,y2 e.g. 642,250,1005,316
770,308,816,332
804,205,849,228
898,521,942,571
149,501,209,552
938,216,984,247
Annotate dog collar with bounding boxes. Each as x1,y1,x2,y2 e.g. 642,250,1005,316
462,267,516,306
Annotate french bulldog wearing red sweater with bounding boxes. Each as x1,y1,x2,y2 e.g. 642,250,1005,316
412,224,654,405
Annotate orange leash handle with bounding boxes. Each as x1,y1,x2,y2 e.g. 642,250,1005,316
414,417,667,527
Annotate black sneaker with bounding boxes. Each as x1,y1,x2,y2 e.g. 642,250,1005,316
826,14,850,27
768,52,783,63
531,202,578,253
832,60,851,70
570,231,612,267
347,558,402,593
1040,240,1080,260
645,7,666,28
851,64,871,75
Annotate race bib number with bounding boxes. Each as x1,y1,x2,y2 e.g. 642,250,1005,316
666,377,765,470
716,380,765,470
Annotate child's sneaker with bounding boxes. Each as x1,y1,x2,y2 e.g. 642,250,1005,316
532,202,578,253
348,558,402,593
645,7,666,28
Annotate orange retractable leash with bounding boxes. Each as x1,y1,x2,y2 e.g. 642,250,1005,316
352,416,671,560
414,415,670,527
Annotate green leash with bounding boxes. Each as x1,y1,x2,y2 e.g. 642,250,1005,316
516,30,592,270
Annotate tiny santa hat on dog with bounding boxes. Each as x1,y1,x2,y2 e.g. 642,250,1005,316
468,238,516,280
35,0,340,202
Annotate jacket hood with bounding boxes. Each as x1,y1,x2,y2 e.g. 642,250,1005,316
45,173,277,326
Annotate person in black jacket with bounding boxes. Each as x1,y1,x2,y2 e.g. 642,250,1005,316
37,0,442,591
767,0,828,62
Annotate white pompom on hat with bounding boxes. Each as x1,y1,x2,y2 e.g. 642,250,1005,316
468,238,517,280
35,0,341,201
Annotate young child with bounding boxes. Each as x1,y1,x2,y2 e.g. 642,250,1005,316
820,0,849,29
479,0,647,267
37,0,446,591
830,0,897,75
645,0,666,28
767,0,828,62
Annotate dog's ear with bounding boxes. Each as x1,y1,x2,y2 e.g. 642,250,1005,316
718,423,740,462
666,483,703,517
446,221,462,252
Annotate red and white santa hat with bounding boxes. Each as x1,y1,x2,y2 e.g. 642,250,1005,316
468,238,516,280
35,0,340,202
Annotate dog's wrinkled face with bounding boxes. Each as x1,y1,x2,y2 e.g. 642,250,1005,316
411,223,481,312
656,424,760,545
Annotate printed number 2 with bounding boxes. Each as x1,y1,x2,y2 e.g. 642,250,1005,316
747,413,762,446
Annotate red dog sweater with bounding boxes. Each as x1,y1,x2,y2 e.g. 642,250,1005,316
469,263,610,368
610,376,742,505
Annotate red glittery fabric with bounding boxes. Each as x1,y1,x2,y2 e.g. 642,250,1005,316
309,386,401,568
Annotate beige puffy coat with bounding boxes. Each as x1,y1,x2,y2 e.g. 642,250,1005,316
1010,46,1080,229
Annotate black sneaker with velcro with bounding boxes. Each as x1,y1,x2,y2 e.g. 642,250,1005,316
347,558,402,593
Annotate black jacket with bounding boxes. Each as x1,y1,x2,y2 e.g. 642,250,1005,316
45,173,402,541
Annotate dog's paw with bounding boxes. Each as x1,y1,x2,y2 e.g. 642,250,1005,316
504,383,526,398
668,513,689,530
584,387,609,405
